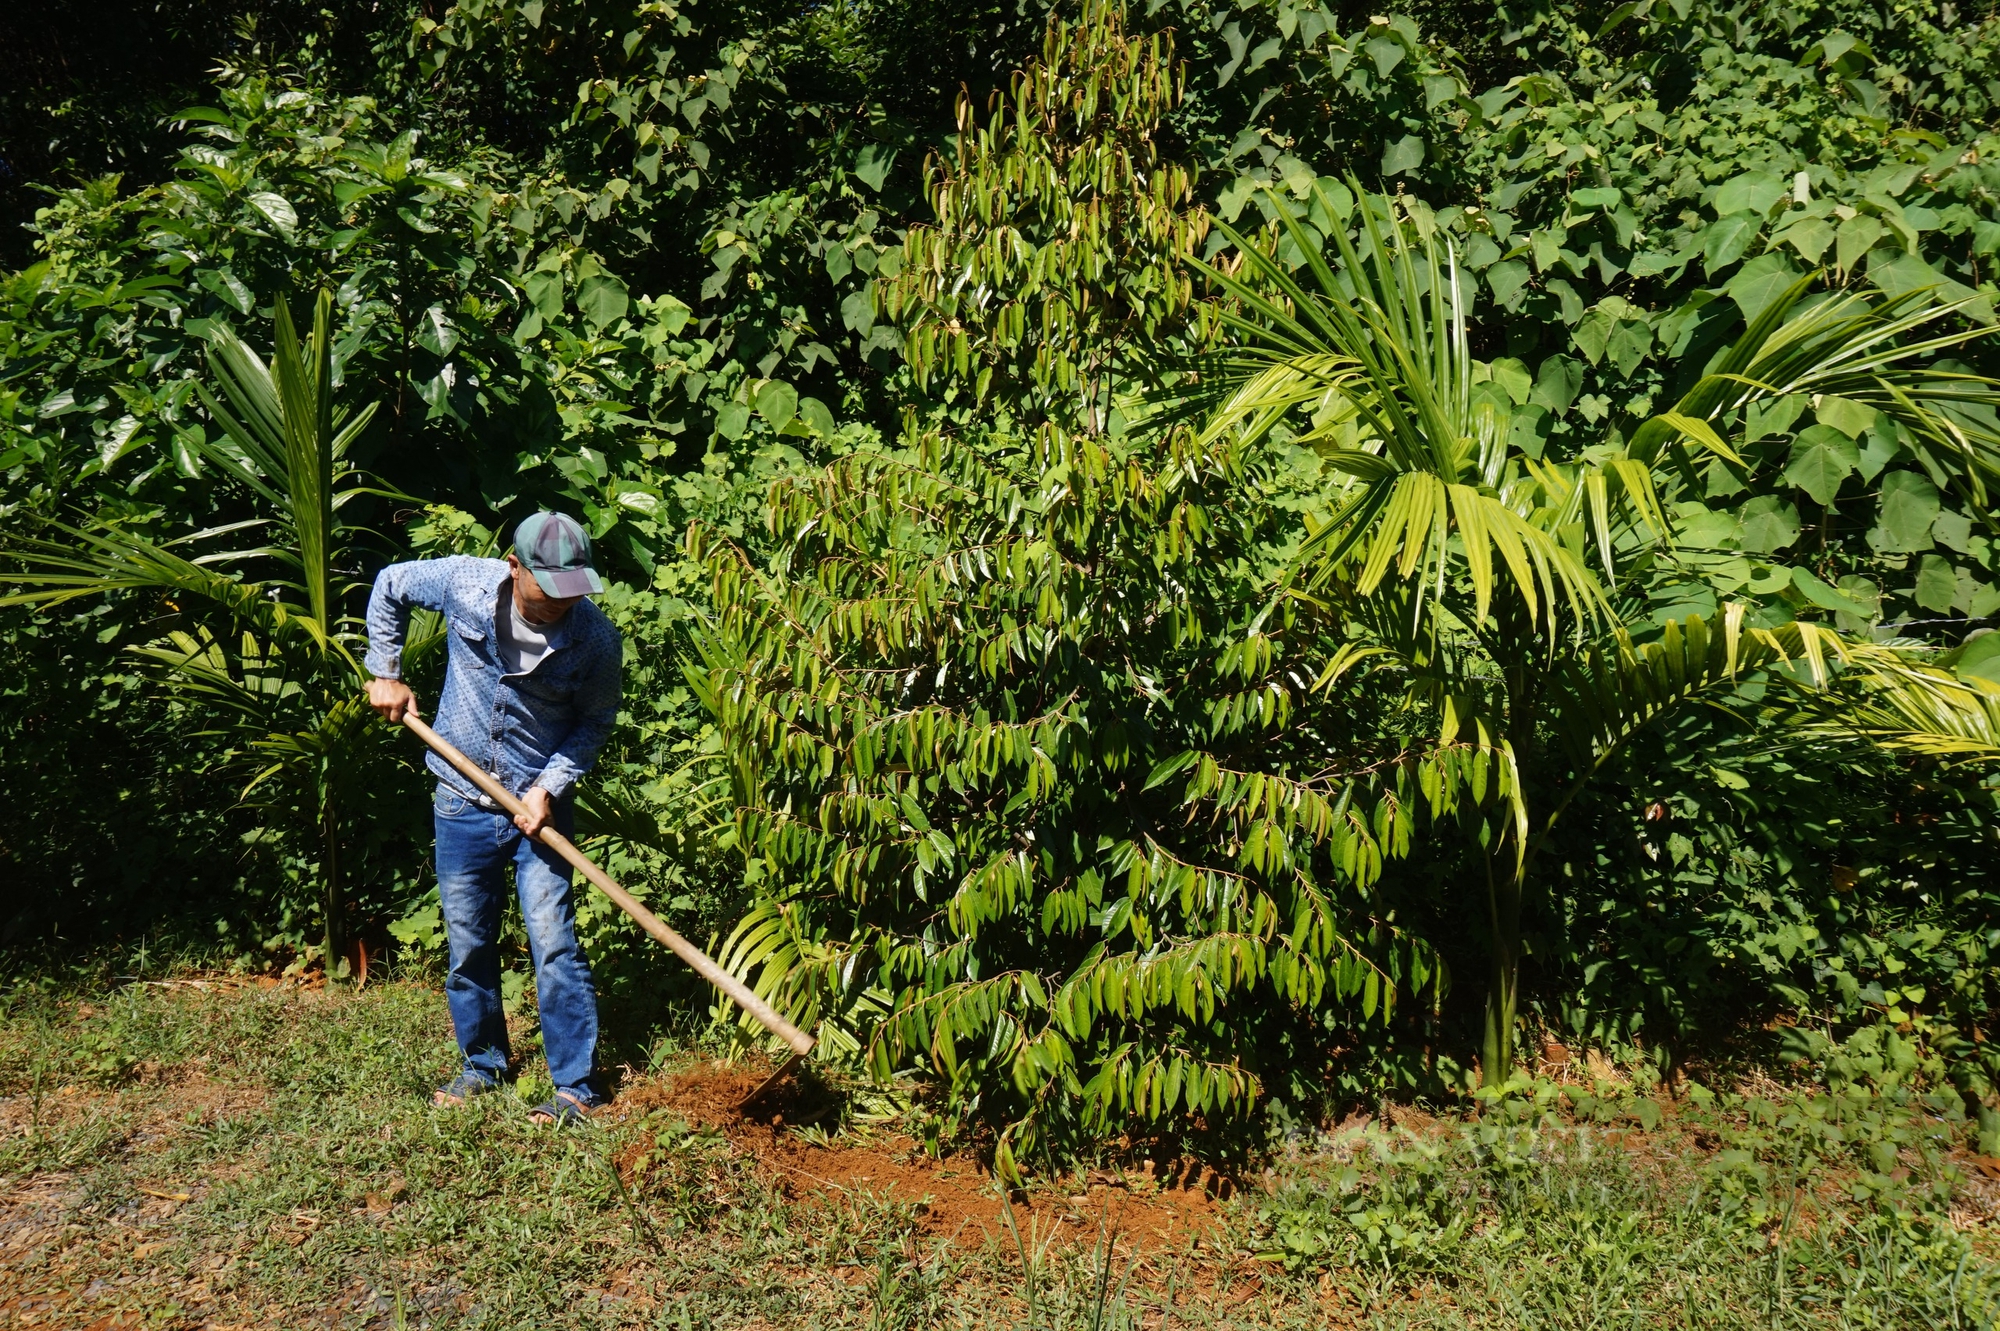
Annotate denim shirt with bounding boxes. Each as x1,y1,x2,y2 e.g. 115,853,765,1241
364,556,622,802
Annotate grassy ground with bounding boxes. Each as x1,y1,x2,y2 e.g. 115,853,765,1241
2,974,1998,1329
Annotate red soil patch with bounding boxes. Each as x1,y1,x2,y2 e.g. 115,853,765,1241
615,1060,1234,1256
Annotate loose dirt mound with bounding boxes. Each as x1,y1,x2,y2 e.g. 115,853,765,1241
616,1060,1232,1255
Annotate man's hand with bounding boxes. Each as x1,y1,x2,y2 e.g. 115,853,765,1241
367,677,418,722
515,785,555,838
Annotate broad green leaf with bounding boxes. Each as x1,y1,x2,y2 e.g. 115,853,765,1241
1533,228,1563,272
1857,428,1902,482
1834,575,1882,631
854,144,896,191
1486,259,1530,307
524,270,564,320
798,395,836,438
714,401,750,440
1677,506,1742,549
1364,35,1405,76
754,380,798,432
1835,214,1886,274
1509,404,1551,457
1712,171,1787,218
1381,134,1424,177
1489,357,1532,405
576,273,630,331
1724,253,1799,324
1572,308,1612,364
384,129,416,180
1529,355,1582,417
416,305,459,357
841,289,875,334
248,192,298,242
1935,510,1977,555
1474,84,1519,117
1701,213,1760,273
1745,394,1806,443
1738,496,1801,553
1783,425,1859,504
1627,250,1681,278
1869,470,1941,553
650,293,692,335
1790,564,1866,613
1777,215,1835,264
96,415,145,472
1914,553,1957,613
197,268,254,315
1750,563,1794,593
1957,633,2000,685
1815,396,1879,439
615,487,664,517
1607,319,1652,377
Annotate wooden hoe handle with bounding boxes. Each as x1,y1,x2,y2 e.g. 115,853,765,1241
399,710,815,1057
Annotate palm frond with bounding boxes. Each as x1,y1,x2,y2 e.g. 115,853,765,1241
1552,609,1857,768
1193,181,1612,630
1535,608,1912,851
194,291,378,626
1796,662,2000,761
1,520,341,657
1633,275,2000,500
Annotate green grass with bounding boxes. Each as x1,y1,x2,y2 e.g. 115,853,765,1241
1,974,1996,1329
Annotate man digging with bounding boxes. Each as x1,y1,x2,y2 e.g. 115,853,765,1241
364,511,622,1124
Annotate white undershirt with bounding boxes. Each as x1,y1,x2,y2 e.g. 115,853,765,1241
496,589,553,676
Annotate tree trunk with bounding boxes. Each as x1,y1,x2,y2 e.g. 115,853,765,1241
1480,849,1522,1089
322,783,345,983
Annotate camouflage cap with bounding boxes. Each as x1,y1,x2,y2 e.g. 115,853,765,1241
513,511,606,598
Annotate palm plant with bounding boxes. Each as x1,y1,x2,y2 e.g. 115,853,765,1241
1791,658,2000,761
2,290,402,975
1190,181,2000,1084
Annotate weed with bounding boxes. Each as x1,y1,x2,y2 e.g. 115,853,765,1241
1248,1093,2000,1328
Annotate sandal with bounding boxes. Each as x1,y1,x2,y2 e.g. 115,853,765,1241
432,1071,502,1106
528,1089,598,1125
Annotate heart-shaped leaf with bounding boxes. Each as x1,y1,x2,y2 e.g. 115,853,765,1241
576,273,630,331
1783,425,1859,505
754,380,797,432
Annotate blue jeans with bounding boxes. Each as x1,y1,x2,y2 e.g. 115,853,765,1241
433,785,600,1102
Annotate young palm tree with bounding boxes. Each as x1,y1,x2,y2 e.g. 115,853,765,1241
1191,182,2000,1084
3,290,408,976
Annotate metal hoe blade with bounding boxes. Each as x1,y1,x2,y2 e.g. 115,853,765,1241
736,1051,808,1112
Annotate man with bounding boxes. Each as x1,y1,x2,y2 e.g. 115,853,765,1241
365,511,622,1124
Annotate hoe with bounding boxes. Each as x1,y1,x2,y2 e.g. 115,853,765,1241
400,711,813,1109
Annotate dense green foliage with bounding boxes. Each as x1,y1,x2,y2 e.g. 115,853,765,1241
8,0,2000,1155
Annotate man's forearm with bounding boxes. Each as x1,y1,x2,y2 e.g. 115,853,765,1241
365,572,412,679
529,736,599,800
530,706,618,798
531,651,621,797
